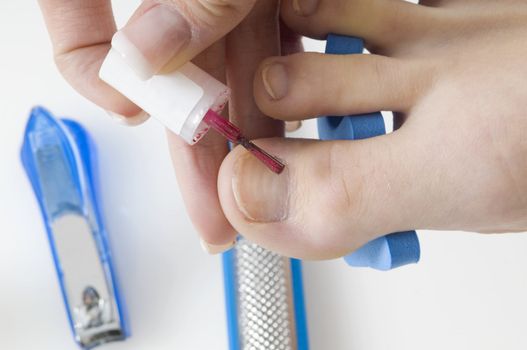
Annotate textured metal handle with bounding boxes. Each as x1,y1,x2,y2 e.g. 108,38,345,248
223,238,308,350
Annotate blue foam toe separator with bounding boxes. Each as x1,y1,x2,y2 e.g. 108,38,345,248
318,34,421,270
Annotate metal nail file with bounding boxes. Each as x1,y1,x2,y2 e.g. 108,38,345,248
222,238,309,350
318,34,421,270
21,107,127,349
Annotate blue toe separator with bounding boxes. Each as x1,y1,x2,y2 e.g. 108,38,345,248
318,34,421,270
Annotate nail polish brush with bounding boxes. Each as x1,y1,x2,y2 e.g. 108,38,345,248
202,110,284,174
99,38,284,174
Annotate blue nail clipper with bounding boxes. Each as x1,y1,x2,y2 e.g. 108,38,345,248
319,34,421,270
21,107,127,349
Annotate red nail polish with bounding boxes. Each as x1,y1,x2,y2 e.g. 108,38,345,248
203,110,285,174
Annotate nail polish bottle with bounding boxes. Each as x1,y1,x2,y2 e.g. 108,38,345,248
99,44,230,144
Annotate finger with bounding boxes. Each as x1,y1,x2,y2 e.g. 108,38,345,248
281,0,437,52
38,0,142,119
279,21,305,133
112,0,258,80
225,0,283,139
218,136,420,260
254,52,429,121
280,20,304,56
167,41,236,254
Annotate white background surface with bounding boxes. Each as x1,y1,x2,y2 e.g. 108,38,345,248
1,1,527,350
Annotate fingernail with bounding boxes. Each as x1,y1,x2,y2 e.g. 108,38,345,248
112,4,191,80
262,63,289,100
106,110,150,126
200,239,236,255
285,121,302,132
232,153,290,223
292,0,319,16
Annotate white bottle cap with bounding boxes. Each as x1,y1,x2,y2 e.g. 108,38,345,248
99,48,230,145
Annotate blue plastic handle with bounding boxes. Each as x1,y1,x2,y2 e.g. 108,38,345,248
318,34,421,270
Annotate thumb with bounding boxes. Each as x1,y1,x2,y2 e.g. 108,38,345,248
218,137,420,260
111,0,257,79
